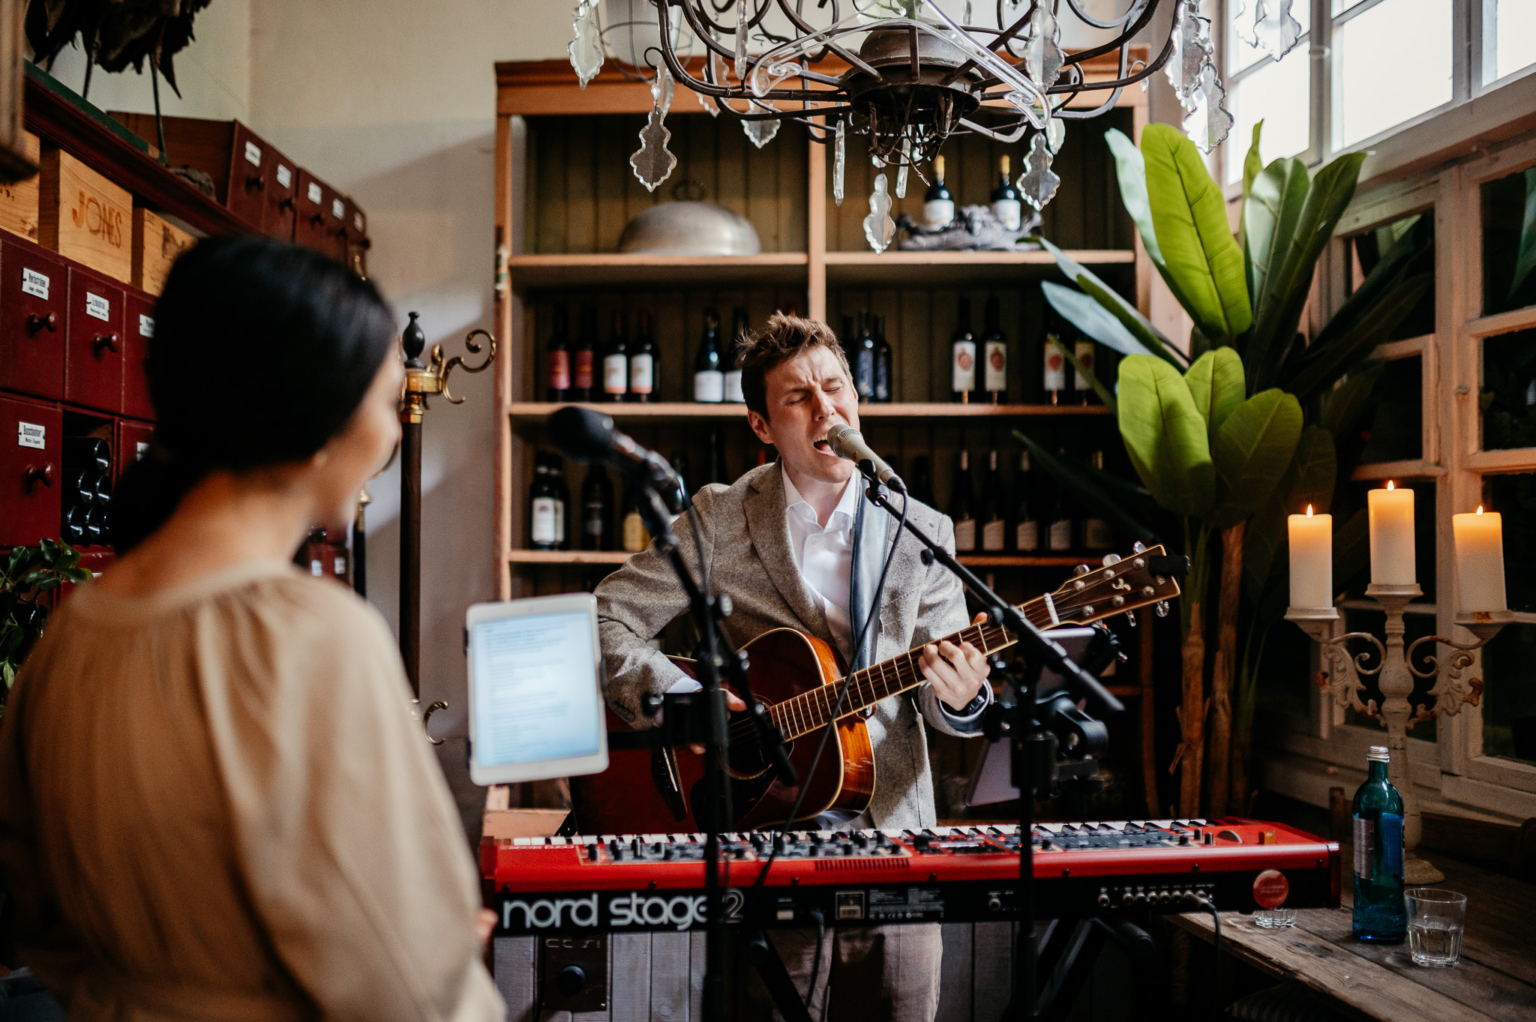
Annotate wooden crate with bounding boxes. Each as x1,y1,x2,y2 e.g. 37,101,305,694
39,148,133,282
131,207,194,295
0,130,40,241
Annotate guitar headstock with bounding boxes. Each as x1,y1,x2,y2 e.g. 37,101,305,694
1040,545,1184,627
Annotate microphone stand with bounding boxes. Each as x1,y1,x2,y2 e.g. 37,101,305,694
857,472,1123,1022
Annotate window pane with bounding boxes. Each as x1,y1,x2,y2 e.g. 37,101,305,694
1358,356,1422,463
1481,167,1536,316
1228,0,1312,76
1226,42,1311,183
1346,213,1436,339
1332,0,1453,150
1488,0,1536,84
1479,327,1536,450
1477,472,1536,767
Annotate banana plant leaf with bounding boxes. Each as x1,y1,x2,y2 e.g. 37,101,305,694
1104,128,1168,272
1041,282,1156,358
1184,347,1246,435
1209,388,1303,529
1036,235,1186,366
1048,336,1117,411
1244,157,1311,340
1242,424,1337,601
1509,168,1536,302
1319,361,1386,441
1012,429,1160,546
1141,124,1252,342
1242,122,1265,208
1283,273,1432,400
1117,354,1215,519
1303,214,1431,357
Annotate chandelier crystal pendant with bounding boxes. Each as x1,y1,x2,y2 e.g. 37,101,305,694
571,0,1237,251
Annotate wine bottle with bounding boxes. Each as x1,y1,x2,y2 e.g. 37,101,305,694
924,155,956,230
602,311,628,402
580,464,614,551
725,307,748,403
546,304,571,402
549,455,571,549
573,305,598,402
1083,450,1112,552
620,481,650,553
705,425,728,486
1047,461,1074,554
981,294,1007,404
671,450,692,513
529,456,559,551
909,455,935,507
980,448,1006,552
1074,334,1097,405
1352,746,1408,943
852,310,877,402
693,309,725,403
991,154,1022,232
629,311,656,403
1012,449,1038,553
949,449,977,553
951,297,977,403
873,314,892,403
1043,331,1067,405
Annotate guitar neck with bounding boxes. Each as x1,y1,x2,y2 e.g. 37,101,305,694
771,592,1059,741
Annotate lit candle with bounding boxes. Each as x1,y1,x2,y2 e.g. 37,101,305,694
1367,481,1416,585
1453,506,1507,613
1288,504,1333,611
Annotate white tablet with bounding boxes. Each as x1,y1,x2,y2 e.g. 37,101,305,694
466,593,609,786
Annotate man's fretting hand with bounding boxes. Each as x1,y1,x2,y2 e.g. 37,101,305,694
920,611,991,713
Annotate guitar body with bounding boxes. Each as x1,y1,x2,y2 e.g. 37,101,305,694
570,628,873,834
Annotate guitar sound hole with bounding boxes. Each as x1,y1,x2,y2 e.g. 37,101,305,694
725,710,789,780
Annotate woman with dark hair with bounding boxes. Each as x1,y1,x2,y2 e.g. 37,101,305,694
0,237,503,1020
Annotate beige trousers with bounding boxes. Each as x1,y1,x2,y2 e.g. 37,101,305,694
736,923,943,1022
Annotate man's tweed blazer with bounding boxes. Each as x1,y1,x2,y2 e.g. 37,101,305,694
594,461,978,830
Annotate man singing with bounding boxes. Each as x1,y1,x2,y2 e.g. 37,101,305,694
595,313,991,1020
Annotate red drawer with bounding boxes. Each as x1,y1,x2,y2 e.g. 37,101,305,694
0,396,63,547
116,418,154,486
122,289,156,420
64,267,126,414
0,238,67,401
226,121,270,229
265,150,298,241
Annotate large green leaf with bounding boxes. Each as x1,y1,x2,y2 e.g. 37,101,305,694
1243,157,1310,331
1209,388,1303,529
1284,274,1432,399
1104,128,1165,270
1116,354,1215,518
1141,123,1252,341
1048,336,1117,412
1308,215,1431,355
1037,235,1186,365
1184,347,1246,434
1242,425,1337,601
1041,282,1156,358
1319,361,1385,440
1247,151,1369,391
1242,121,1264,207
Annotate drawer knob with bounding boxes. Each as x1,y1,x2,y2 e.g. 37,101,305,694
27,311,57,333
24,463,53,489
308,213,324,226
278,196,295,212
93,333,119,355
247,173,266,192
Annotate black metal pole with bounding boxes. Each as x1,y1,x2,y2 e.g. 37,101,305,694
352,492,368,598
400,419,422,699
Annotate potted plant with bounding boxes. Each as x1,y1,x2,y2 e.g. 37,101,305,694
1,541,92,705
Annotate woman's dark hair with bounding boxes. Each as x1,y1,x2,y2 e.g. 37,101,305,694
112,236,396,554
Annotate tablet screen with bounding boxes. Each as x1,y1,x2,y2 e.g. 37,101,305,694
471,609,603,769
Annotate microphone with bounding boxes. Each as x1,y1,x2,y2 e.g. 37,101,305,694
550,406,684,512
825,424,906,493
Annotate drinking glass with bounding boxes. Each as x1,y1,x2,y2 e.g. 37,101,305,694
1253,908,1297,929
1405,888,1467,967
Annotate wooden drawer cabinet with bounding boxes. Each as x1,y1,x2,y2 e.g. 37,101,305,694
64,266,125,413
115,418,153,486
0,237,66,401
0,396,62,547
122,289,156,420
265,151,298,241
294,169,348,261
226,122,270,228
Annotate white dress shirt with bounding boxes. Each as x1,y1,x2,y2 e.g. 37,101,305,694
782,468,861,660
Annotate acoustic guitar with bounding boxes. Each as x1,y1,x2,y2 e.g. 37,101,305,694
570,546,1181,834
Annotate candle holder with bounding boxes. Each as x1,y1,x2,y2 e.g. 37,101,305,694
1286,585,1510,885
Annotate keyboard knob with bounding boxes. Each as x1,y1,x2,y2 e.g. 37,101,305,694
557,965,588,996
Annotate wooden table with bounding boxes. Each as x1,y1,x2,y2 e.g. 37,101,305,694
1171,850,1536,1021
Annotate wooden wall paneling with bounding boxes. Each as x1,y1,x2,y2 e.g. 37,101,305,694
782,124,809,255
897,286,932,405
595,120,629,254
566,118,599,254
533,118,565,254
931,288,962,404
717,116,754,243
494,936,539,1022
649,932,692,1022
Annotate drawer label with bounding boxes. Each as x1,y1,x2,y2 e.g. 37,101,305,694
307,181,323,204
244,140,262,166
136,441,148,460
331,198,345,219
139,313,154,338
17,421,45,450
353,211,365,231
21,267,49,299
85,292,110,321
276,164,292,188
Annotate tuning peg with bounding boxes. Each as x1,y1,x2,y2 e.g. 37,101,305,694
1132,541,1147,553
1101,553,1122,566
1125,611,1138,628
1074,564,1091,577
1155,600,1170,618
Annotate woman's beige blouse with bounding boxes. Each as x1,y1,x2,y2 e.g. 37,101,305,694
0,561,504,1021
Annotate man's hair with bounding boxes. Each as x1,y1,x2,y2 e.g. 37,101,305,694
736,312,850,418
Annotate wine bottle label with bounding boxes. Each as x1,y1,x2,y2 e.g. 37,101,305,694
553,498,566,543
574,350,595,391
724,369,744,403
622,512,649,552
694,370,725,402
1353,817,1374,880
1044,346,1067,392
629,354,654,394
1085,517,1112,550
1016,520,1039,552
952,340,977,393
984,340,1007,393
583,501,605,537
1048,519,1072,551
875,359,890,402
531,497,559,544
548,351,571,391
982,519,1006,551
1073,340,1095,391
953,518,977,552
603,354,628,394
855,351,876,398
993,198,1022,231
923,198,955,230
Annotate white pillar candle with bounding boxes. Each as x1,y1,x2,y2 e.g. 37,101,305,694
1288,505,1333,611
1368,482,1416,585
1453,506,1507,613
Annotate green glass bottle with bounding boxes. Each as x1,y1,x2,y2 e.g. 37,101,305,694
1352,745,1407,942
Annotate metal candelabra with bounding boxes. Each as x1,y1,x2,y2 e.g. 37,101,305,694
1287,584,1513,884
